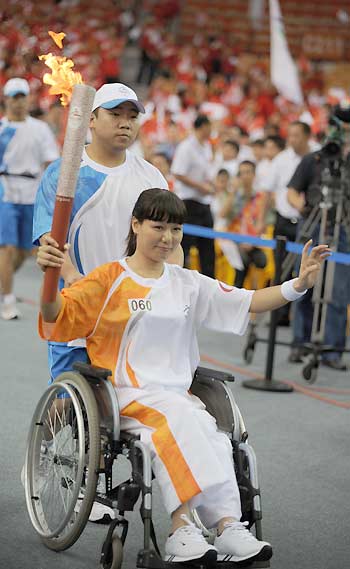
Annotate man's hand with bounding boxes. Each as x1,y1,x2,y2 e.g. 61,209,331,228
294,240,331,291
37,235,67,272
38,232,83,286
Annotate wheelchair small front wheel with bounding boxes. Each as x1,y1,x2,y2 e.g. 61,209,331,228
302,361,318,383
110,534,123,569
100,528,123,569
243,345,255,364
24,371,101,551
243,327,256,364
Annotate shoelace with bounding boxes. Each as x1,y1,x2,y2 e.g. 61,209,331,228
222,521,256,542
174,514,207,543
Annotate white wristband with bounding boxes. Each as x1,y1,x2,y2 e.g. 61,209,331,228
280,278,307,302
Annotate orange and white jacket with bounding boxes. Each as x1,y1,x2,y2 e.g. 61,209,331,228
39,259,253,398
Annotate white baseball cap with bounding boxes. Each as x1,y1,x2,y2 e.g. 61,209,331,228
92,83,145,113
3,78,30,97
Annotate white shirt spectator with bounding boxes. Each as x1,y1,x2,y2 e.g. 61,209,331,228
171,134,213,204
237,145,255,163
254,157,276,193
0,116,59,204
211,192,227,229
211,155,239,179
266,147,304,219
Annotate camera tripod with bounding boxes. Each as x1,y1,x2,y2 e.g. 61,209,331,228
281,166,350,383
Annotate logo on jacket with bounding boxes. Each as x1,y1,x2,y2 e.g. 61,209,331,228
218,282,235,293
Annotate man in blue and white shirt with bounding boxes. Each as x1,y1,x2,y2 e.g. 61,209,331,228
0,78,60,319
33,83,180,522
33,83,171,386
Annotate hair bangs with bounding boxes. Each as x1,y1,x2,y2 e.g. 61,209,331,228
134,189,186,225
147,200,185,225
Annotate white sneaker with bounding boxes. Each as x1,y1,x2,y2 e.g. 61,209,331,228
74,474,115,522
165,514,217,563
89,475,115,523
214,521,273,563
88,498,115,523
1,297,20,320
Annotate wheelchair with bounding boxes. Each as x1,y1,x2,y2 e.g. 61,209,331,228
24,362,272,569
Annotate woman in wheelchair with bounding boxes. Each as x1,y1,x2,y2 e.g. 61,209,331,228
37,188,329,566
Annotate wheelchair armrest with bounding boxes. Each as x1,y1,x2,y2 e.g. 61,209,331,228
194,366,235,383
72,361,112,381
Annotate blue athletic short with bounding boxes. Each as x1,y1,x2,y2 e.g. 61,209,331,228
48,343,89,383
0,202,34,250
48,343,89,398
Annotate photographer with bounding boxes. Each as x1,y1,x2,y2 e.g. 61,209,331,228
287,124,350,369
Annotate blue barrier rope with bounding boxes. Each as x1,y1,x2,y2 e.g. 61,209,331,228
183,223,350,265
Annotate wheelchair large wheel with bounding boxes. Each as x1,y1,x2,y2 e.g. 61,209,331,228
25,371,101,551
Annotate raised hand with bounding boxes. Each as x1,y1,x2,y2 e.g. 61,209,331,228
294,239,332,292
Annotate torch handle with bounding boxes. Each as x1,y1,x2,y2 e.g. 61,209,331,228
42,195,74,303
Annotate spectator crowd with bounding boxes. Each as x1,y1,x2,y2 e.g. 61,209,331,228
0,0,342,288
1,0,349,365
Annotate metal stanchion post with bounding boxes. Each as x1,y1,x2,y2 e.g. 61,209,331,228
243,236,294,392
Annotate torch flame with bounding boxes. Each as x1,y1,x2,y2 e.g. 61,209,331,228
39,32,83,106
48,31,66,49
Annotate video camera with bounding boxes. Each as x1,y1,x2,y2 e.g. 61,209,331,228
314,105,350,209
321,115,345,161
318,102,350,159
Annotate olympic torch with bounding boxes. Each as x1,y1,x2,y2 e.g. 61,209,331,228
42,83,95,302
39,32,95,302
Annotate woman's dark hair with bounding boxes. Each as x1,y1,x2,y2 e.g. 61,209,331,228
125,189,187,256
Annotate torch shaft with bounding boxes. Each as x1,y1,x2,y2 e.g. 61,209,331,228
42,83,96,304
41,196,74,303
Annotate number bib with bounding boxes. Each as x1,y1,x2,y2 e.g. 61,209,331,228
128,298,153,313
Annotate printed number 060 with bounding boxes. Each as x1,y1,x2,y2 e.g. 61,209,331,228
130,299,152,311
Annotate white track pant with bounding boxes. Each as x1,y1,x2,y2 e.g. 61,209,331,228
119,388,242,527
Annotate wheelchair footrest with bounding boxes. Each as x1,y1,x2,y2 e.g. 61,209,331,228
216,546,272,568
216,561,270,568
138,549,217,569
138,559,270,569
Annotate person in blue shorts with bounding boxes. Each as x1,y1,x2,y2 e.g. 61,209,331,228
0,78,59,320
